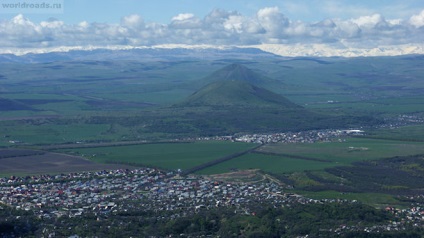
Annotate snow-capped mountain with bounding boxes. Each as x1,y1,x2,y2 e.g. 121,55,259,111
0,45,278,63
0,43,423,63
251,44,424,57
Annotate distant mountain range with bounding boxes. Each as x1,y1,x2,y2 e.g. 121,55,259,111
254,43,424,57
0,43,423,62
0,47,279,63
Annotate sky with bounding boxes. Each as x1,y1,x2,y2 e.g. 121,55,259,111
0,0,424,55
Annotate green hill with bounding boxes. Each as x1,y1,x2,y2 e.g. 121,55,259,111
168,64,323,134
163,63,380,135
203,63,278,87
179,80,300,108
177,63,296,108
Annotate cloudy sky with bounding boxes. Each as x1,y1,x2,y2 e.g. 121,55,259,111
0,0,423,55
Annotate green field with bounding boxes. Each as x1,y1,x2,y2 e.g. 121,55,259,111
198,153,334,174
256,138,424,165
305,98,424,114
0,123,114,146
59,141,256,170
196,137,424,176
367,125,424,141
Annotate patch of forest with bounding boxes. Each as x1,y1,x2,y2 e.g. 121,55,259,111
303,155,424,195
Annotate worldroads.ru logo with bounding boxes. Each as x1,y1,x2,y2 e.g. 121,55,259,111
0,0,63,14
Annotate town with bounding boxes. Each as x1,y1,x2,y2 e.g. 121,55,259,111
1,167,422,235
196,128,364,144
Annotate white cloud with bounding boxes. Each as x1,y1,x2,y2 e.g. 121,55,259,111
242,18,265,34
335,21,361,38
170,13,201,29
223,15,244,33
121,14,144,29
78,21,89,29
1,7,424,56
387,19,403,25
40,19,64,28
285,21,308,36
410,9,424,28
352,14,385,28
172,13,195,22
257,7,289,37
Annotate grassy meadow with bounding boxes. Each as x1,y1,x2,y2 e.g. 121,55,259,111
256,138,424,165
366,125,424,141
196,137,424,175
0,122,114,146
58,141,256,170
197,153,334,175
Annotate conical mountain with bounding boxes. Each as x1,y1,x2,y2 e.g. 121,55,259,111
177,64,299,108
165,64,357,134
203,63,275,87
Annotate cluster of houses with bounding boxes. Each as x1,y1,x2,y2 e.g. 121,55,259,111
196,113,424,145
380,114,424,129
1,167,422,233
0,168,317,219
140,177,301,214
0,168,165,218
198,129,364,144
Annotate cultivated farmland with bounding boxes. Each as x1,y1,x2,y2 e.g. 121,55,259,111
197,153,334,175
256,138,424,165
59,141,256,171
197,137,424,175
0,149,129,176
